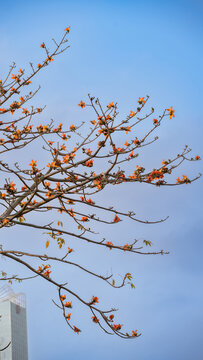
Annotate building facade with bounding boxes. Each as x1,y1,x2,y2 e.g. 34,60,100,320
0,286,28,360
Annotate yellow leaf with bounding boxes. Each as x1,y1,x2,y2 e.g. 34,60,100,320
17,216,25,222
46,240,50,248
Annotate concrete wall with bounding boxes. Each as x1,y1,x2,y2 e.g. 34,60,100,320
0,301,12,360
0,301,28,360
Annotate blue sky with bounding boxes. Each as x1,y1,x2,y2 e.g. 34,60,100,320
0,0,203,359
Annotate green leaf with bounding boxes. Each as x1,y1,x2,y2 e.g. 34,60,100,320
143,240,152,246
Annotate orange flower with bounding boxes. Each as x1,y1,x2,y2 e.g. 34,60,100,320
86,198,94,205
40,42,45,48
129,111,135,117
113,324,122,331
24,80,31,85
134,139,140,145
106,241,113,250
137,97,145,105
70,125,76,131
107,102,114,108
43,269,51,278
182,175,190,183
177,175,190,184
37,63,42,69
64,301,72,308
36,125,44,133
176,177,181,184
45,191,54,199
195,155,200,160
60,295,66,301
9,101,20,114
56,123,62,131
29,160,37,167
24,125,33,133
113,147,123,154
85,159,93,167
65,26,70,32
68,247,73,254
66,313,71,320
129,151,134,158
132,330,138,337
124,141,130,147
81,216,88,222
148,170,164,182
8,181,16,191
55,182,61,191
51,160,61,168
2,218,9,225
113,215,120,223
109,314,114,321
37,264,51,277
167,106,175,119
62,154,70,163
11,74,17,80
60,144,66,151
153,118,158,125
125,126,131,134
47,56,53,63
73,326,81,334
92,316,99,323
78,101,85,108
68,208,75,217
86,148,92,155
90,296,99,305
90,120,96,125
62,133,67,140
123,244,131,251
38,266,43,272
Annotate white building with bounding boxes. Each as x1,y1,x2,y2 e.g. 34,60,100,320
0,286,28,360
